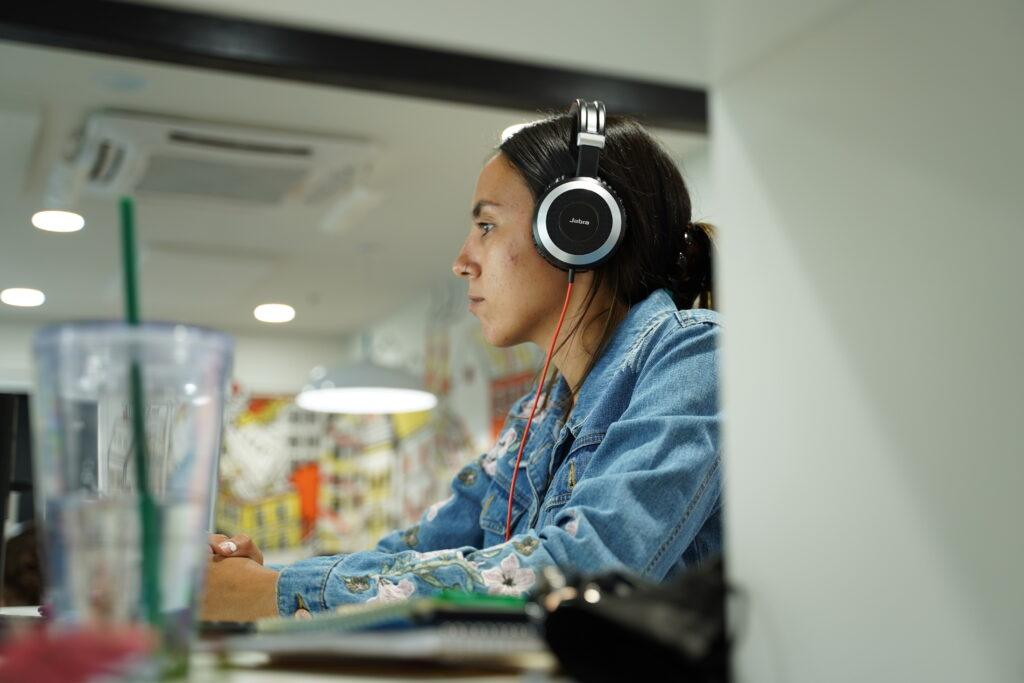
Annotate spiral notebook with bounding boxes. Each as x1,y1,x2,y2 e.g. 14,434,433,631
218,593,552,665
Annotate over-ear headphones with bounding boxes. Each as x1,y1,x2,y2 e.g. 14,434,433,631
531,99,626,272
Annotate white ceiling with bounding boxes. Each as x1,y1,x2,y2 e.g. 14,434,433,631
0,34,707,338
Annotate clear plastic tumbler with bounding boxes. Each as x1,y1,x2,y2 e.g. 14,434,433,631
30,321,233,678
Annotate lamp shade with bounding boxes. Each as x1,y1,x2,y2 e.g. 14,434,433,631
33,162,85,232
295,361,437,414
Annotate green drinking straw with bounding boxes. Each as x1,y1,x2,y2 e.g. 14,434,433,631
119,196,162,627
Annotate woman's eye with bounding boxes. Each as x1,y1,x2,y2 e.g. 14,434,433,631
476,222,495,236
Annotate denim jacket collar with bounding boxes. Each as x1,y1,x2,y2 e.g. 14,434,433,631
553,288,680,438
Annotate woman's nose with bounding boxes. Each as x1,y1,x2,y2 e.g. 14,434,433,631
452,247,479,279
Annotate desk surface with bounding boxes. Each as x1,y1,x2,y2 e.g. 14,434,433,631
193,651,556,681
0,607,561,681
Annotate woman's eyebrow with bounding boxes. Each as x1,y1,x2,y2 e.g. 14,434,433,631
471,200,501,218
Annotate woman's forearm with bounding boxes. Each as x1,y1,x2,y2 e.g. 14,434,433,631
200,557,280,622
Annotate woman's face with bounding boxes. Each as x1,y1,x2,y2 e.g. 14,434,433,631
452,153,567,347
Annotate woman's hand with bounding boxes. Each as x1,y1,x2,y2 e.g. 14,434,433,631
208,533,263,565
200,556,279,622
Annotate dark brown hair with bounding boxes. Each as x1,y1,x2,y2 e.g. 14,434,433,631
498,110,715,402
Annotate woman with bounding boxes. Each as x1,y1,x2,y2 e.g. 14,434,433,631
201,102,721,620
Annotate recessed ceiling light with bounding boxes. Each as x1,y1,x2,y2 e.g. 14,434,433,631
32,210,84,233
254,303,295,323
1,288,46,307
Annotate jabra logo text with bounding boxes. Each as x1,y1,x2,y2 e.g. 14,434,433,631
569,217,590,225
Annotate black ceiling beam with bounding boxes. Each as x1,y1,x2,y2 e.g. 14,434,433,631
0,1,706,133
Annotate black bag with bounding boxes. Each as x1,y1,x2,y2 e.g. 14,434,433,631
538,556,729,682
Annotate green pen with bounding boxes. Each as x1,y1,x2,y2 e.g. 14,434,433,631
438,589,527,608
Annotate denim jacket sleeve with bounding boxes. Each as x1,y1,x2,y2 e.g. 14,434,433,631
275,468,512,613
544,315,722,581
275,316,720,614
372,457,489,554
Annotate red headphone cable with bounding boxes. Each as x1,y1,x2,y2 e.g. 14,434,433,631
505,269,575,542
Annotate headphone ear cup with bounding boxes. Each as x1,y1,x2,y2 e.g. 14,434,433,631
532,175,625,272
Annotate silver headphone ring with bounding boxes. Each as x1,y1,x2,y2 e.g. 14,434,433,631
534,177,623,269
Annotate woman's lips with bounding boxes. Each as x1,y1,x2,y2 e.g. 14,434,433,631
468,296,484,311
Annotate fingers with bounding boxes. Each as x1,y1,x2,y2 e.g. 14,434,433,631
218,539,239,555
208,534,229,555
294,609,312,621
208,533,263,565
228,534,262,565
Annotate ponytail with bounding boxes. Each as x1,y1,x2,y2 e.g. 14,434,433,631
675,221,716,310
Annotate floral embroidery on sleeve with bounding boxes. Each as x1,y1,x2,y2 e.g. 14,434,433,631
340,537,546,598
481,427,518,476
564,511,579,537
512,536,540,556
401,525,420,548
344,576,372,593
367,578,416,604
457,466,478,486
379,550,486,589
480,555,536,596
414,549,466,562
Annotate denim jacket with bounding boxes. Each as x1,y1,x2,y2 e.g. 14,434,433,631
276,288,721,614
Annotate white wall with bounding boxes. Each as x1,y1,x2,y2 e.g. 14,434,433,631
0,324,35,392
230,331,350,395
364,279,494,454
679,146,717,225
712,1,1024,681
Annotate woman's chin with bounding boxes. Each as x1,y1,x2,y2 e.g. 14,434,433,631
479,324,520,349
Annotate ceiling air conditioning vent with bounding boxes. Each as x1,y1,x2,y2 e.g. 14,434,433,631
61,111,378,207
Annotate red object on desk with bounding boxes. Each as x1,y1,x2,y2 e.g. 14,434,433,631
0,626,152,683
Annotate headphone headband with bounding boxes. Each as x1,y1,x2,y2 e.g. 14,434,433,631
572,98,605,136
530,99,625,272
571,99,606,177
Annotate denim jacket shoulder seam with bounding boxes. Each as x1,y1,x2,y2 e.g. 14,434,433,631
673,309,722,330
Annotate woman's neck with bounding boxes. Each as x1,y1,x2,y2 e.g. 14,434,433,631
547,288,625,396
